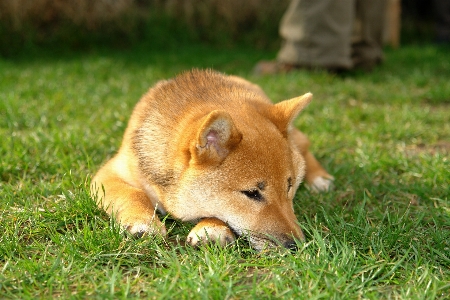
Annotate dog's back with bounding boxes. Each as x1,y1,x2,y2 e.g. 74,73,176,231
132,70,275,188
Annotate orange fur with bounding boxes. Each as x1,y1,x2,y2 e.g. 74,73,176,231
91,70,333,250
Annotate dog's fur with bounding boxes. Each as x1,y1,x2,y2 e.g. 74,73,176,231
91,70,333,250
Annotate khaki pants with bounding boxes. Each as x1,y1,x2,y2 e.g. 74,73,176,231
277,0,387,70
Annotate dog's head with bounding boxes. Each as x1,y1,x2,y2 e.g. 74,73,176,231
171,92,312,250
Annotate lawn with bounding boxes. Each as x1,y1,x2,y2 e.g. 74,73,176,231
0,43,449,299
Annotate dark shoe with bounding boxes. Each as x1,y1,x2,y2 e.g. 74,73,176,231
253,60,348,75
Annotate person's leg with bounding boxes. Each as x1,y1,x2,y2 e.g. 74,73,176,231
277,0,354,70
351,0,388,70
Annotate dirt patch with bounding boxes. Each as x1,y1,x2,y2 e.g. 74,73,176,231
405,141,450,156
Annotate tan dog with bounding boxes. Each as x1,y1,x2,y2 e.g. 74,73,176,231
91,69,333,250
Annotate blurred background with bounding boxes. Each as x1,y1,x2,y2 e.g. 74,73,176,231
0,0,446,57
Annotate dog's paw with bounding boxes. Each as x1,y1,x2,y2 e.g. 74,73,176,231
122,215,167,237
187,218,236,247
308,176,334,193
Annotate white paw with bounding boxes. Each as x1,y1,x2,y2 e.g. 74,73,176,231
309,176,334,193
187,224,235,247
125,221,167,237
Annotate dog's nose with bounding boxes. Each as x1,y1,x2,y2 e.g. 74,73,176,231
283,240,298,251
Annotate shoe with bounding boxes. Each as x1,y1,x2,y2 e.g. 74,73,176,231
252,60,348,75
252,60,298,75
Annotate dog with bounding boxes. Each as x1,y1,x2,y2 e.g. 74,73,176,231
91,69,333,250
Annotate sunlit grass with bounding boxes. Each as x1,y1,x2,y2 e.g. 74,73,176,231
1,43,449,298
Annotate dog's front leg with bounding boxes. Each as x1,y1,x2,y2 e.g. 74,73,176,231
290,129,334,192
91,163,166,237
186,218,236,247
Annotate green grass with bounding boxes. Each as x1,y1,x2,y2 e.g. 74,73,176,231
1,43,449,299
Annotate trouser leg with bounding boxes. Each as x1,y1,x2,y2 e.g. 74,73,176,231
352,0,388,69
277,0,354,70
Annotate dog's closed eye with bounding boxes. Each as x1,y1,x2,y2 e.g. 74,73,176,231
241,189,264,201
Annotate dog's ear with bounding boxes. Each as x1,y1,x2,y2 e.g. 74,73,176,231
271,93,312,137
191,110,242,165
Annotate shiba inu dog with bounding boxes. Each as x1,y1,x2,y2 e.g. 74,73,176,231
91,69,333,250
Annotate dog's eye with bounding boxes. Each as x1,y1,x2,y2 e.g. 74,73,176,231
287,177,293,192
241,189,263,201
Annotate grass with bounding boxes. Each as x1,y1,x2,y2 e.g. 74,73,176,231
1,42,449,299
